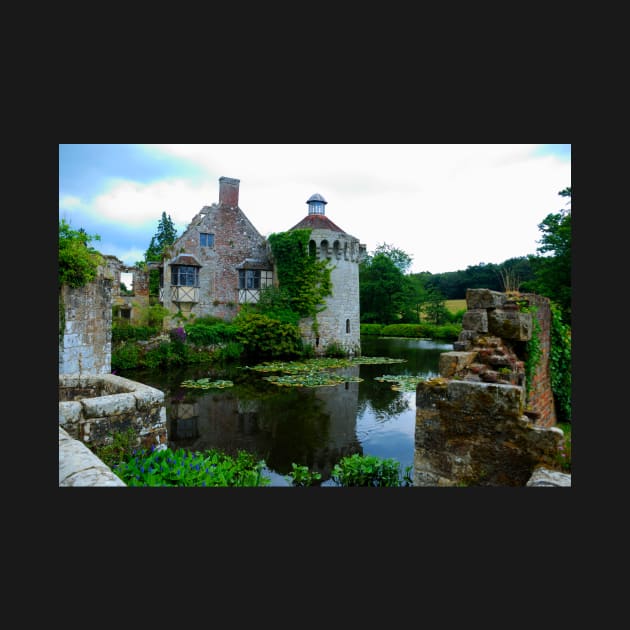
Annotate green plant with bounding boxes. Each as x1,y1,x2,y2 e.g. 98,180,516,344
113,447,270,487
267,228,332,319
286,463,322,487
549,302,571,422
111,342,140,370
234,312,302,359
93,427,140,469
324,341,346,358
520,304,542,399
555,422,572,472
58,219,103,288
330,453,413,487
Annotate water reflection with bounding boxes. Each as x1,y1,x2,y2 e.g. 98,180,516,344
121,336,452,486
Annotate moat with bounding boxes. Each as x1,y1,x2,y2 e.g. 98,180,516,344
119,336,452,486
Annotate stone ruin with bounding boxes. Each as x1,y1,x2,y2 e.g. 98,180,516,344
414,289,567,486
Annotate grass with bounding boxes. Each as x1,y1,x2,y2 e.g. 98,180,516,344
445,299,467,314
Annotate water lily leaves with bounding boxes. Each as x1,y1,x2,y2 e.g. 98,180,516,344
244,356,407,388
181,378,234,389
375,374,426,392
264,372,363,388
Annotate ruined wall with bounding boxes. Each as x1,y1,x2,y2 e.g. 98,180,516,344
414,289,563,486
59,263,114,375
107,255,151,326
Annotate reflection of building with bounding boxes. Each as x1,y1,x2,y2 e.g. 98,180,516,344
166,368,363,482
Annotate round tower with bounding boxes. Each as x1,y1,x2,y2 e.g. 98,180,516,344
289,194,366,356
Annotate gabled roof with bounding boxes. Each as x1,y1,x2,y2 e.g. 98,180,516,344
289,214,346,233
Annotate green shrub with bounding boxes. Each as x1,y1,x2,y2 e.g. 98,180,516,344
112,446,270,487
111,342,140,371
286,463,322,487
360,324,384,335
331,453,413,487
184,321,239,346
112,324,159,343
324,341,347,358
234,312,302,359
550,303,571,423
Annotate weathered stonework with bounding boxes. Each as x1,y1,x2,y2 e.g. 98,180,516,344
414,289,566,486
59,262,114,375
59,373,167,451
59,427,126,486
414,378,564,486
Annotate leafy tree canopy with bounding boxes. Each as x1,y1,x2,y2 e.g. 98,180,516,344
521,187,571,323
58,219,102,288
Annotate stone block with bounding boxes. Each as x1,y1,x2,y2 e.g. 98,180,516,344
439,351,477,377
462,309,488,333
488,310,532,340
466,289,506,310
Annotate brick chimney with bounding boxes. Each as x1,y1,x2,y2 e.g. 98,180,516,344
219,176,240,207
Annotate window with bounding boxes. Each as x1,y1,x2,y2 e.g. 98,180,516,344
200,232,214,247
346,319,350,333
239,269,261,289
171,265,199,287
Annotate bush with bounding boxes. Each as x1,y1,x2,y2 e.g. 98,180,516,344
184,321,239,346
111,342,140,371
111,446,270,487
331,453,413,487
234,312,302,359
360,324,384,335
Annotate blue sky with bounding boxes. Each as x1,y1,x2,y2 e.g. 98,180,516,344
58,144,571,275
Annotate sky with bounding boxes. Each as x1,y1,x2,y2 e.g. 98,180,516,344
58,144,571,275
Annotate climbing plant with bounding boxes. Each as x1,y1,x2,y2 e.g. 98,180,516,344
549,302,571,423
266,229,333,322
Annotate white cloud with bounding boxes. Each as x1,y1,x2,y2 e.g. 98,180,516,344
63,144,570,274
91,178,217,229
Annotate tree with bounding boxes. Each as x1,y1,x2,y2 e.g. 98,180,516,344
58,219,102,288
521,187,571,323
372,243,413,274
144,212,178,296
360,246,416,324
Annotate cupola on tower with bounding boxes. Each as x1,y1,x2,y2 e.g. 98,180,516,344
289,193,366,356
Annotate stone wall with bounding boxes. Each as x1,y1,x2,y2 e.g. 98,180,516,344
448,289,556,427
414,289,565,486
59,373,167,451
59,262,114,375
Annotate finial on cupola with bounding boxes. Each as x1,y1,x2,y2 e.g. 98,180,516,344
306,193,327,216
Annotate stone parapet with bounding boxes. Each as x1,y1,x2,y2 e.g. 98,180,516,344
59,427,126,487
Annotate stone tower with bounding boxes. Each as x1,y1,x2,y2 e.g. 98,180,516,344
289,193,366,356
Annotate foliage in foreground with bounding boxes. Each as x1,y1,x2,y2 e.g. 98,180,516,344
330,453,413,487
113,446,270,487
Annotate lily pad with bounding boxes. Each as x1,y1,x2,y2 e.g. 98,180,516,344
181,378,234,389
374,374,426,392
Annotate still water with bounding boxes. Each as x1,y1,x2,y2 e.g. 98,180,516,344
120,336,453,486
